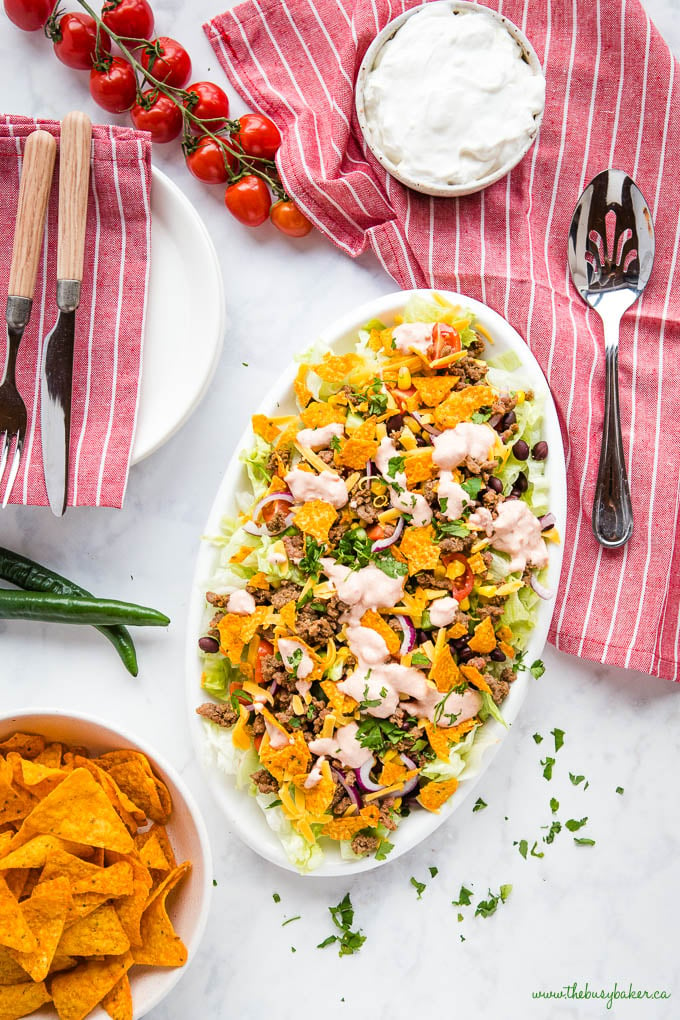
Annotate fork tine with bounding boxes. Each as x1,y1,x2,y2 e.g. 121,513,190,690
0,431,9,487
2,432,23,508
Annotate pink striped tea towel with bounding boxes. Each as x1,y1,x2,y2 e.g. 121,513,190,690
206,0,680,682
0,116,151,508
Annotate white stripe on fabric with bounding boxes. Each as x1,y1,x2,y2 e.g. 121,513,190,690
633,9,651,178
651,470,680,672
479,191,487,305
503,172,512,322
305,0,353,88
577,544,603,657
428,198,435,288
453,199,461,293
607,0,626,167
390,221,419,289
120,140,152,503
95,129,126,506
72,141,100,507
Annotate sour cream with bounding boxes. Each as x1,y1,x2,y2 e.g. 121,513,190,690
433,423,496,470
363,4,545,189
321,557,406,618
296,422,345,450
437,471,469,520
309,722,373,769
284,467,348,509
375,436,433,526
339,623,430,718
226,589,256,615
428,595,459,628
278,638,314,680
392,322,433,353
487,499,549,572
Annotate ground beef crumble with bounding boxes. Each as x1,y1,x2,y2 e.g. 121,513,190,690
196,702,238,728
250,768,279,794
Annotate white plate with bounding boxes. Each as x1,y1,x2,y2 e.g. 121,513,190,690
185,290,566,876
131,167,225,464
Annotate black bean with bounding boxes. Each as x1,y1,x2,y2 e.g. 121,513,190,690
532,441,549,461
490,647,507,662
487,476,503,493
198,636,219,654
513,471,528,495
451,637,469,651
512,439,529,461
386,413,404,433
457,647,475,663
502,410,516,428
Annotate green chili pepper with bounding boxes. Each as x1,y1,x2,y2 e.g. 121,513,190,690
0,589,170,628
0,547,155,676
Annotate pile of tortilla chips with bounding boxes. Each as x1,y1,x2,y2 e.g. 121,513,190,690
0,732,191,1020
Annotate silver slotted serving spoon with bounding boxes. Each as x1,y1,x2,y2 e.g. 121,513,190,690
568,169,655,549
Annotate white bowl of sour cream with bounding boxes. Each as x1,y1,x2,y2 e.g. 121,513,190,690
355,1,546,197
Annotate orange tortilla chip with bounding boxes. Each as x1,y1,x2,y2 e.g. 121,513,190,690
259,732,311,784
322,805,380,841
319,680,357,717
216,614,246,664
0,735,45,761
431,644,462,693
247,572,270,591
412,376,457,406
34,743,63,769
135,832,170,873
417,777,459,813
50,951,134,1020
468,616,497,653
293,364,312,408
0,946,30,986
101,974,132,1020
300,402,345,428
111,858,153,949
0,981,51,1018
292,760,335,816
0,837,94,872
313,353,359,383
0,762,34,828
337,438,377,470
292,500,337,543
424,719,477,761
404,449,437,486
7,877,72,982
18,770,134,854
448,621,467,639
360,610,401,656
278,601,296,633
433,385,496,430
57,905,130,958
41,852,133,901
132,862,190,968
459,664,492,694
69,759,145,830
378,759,408,787
400,525,440,574
97,761,166,827
0,876,37,954
251,414,280,444
8,756,65,801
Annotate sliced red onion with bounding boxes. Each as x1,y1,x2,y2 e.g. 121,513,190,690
355,755,384,793
398,753,421,797
371,514,404,552
252,490,294,518
411,410,442,437
393,613,416,655
530,575,553,600
539,512,556,532
366,460,374,480
269,680,278,696
331,768,362,809
489,412,504,430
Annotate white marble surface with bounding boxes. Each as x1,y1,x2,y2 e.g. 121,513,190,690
1,3,680,1018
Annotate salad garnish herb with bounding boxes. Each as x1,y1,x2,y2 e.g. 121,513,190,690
472,797,487,812
317,894,366,956
410,876,426,899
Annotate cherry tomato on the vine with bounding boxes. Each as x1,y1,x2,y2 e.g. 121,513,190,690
224,175,271,227
232,113,281,161
4,0,53,31
186,136,235,184
90,57,137,113
130,91,183,143
184,81,230,133
270,200,312,238
141,37,192,88
101,0,154,41
52,13,111,70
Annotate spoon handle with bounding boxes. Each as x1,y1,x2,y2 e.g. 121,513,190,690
592,316,634,548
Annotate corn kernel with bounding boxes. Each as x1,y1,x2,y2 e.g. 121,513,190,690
400,427,417,450
433,563,447,579
446,560,465,580
459,597,470,610
292,695,305,715
398,367,411,389
404,415,420,433
376,422,387,440
516,390,525,404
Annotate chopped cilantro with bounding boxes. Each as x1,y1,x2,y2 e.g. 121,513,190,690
550,797,559,814
288,717,301,729
569,773,586,786
287,648,303,677
410,876,426,899
291,946,296,953
457,913,464,923
530,841,544,858
452,885,473,906
460,934,466,942
336,528,372,569
475,885,511,918
551,727,565,752
309,601,326,612
533,733,543,744
574,837,596,846
367,379,388,416
229,687,250,713
212,879,217,887
565,817,588,832
317,894,366,956
375,838,394,861
435,519,471,539
439,496,448,513
428,866,439,878
373,552,408,578
470,408,492,423
544,821,561,844
461,477,483,499
330,434,341,451
387,455,406,478
299,537,326,577
265,799,282,809
616,786,624,795
356,717,403,753
517,839,528,860
472,797,487,812
282,915,300,927
358,683,381,710
411,651,431,667
273,892,281,903
530,659,546,679
541,756,555,780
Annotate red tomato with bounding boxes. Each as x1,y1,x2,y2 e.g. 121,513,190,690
141,37,192,88
101,0,154,40
430,322,461,361
130,91,183,143
391,385,416,411
254,639,274,686
225,175,271,227
185,136,235,184
260,499,292,525
90,57,137,113
270,200,312,238
232,113,281,160
366,523,386,542
184,81,230,133
440,552,474,602
253,733,263,752
52,13,111,70
4,0,53,31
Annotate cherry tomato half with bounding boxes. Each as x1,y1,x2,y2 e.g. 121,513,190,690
52,13,111,70
130,91,183,143
441,552,474,602
141,36,192,88
224,175,271,227
184,81,230,133
4,0,53,31
90,57,137,113
232,113,281,161
260,499,292,525
390,385,416,411
254,638,274,685
102,0,154,41
185,136,235,184
430,322,461,361
270,200,313,238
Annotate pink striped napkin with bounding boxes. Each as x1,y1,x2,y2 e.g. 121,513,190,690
206,0,680,682
0,116,151,508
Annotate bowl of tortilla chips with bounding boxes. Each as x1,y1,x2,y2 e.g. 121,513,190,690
0,710,212,1020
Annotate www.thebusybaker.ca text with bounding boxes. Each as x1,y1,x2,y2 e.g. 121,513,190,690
531,982,671,1010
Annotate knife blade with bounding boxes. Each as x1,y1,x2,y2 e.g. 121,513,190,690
40,111,92,517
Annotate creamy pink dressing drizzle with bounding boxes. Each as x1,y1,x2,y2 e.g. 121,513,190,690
277,638,314,679
284,467,348,508
392,322,433,353
433,423,496,469
428,595,459,628
320,558,406,619
304,757,325,789
226,589,256,615
405,686,482,726
374,436,432,526
309,722,372,769
437,471,469,520
296,422,345,450
487,499,549,572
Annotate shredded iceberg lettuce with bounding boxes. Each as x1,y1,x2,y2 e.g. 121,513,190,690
499,587,540,649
